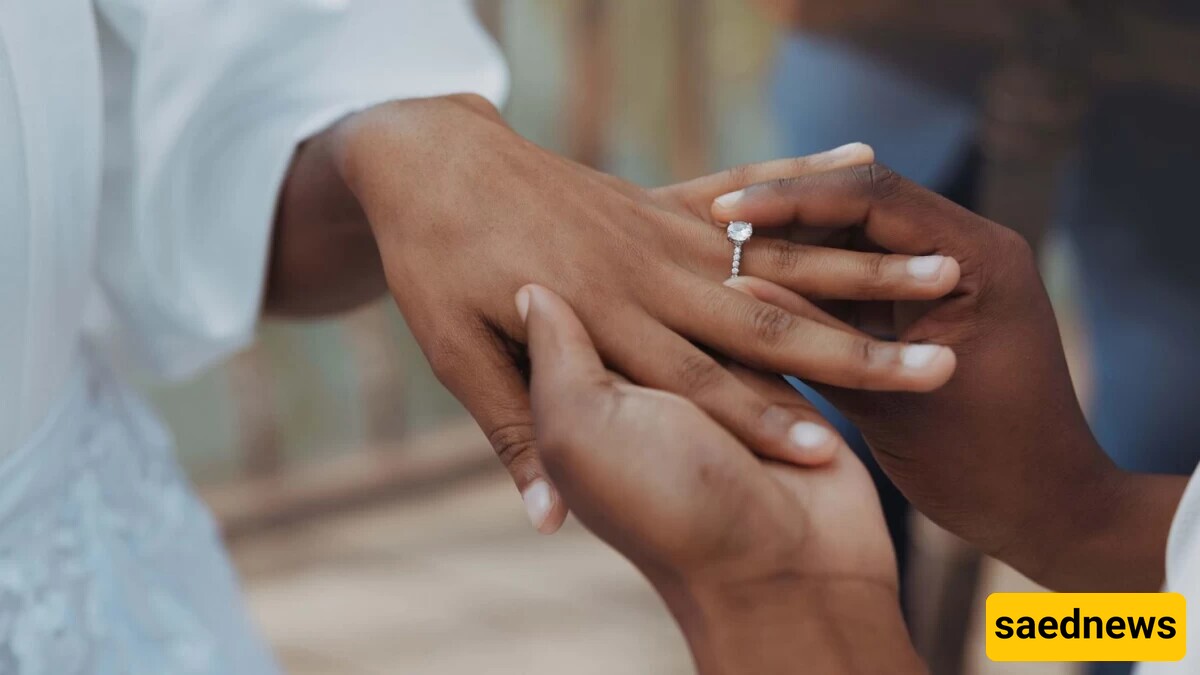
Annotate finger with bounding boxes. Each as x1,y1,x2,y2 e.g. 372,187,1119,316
661,143,875,210
722,364,845,465
518,284,635,490
519,284,611,400
707,143,876,208
727,276,904,339
724,276,862,335
429,316,568,535
727,276,901,339
663,280,958,392
737,238,961,301
593,311,840,466
710,163,970,255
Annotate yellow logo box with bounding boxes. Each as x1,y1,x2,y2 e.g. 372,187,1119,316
986,593,1186,662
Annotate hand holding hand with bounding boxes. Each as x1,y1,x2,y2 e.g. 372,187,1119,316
333,97,958,533
519,283,922,675
714,162,1183,591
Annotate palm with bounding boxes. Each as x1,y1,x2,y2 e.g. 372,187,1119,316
523,282,898,596
763,455,896,587
543,381,896,590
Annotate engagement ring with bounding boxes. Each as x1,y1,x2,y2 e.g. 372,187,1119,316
726,221,752,279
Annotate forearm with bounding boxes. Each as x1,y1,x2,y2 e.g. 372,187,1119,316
661,577,925,675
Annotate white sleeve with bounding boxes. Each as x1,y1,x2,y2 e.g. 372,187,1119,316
1138,467,1200,674
93,0,508,380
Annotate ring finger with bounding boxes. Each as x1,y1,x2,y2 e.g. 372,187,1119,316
591,309,843,466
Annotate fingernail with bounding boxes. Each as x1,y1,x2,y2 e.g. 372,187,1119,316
901,344,944,369
522,479,554,533
714,189,745,209
789,421,832,450
826,141,871,159
515,287,531,323
906,255,946,281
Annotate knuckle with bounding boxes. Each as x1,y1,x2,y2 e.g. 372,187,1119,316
488,422,538,468
871,163,902,194
767,238,802,273
997,225,1034,261
645,185,668,202
623,201,681,256
852,162,904,201
747,303,795,347
674,352,726,396
424,338,463,388
998,229,1040,294
853,337,882,372
767,175,803,198
859,254,889,292
976,226,1037,299
626,197,665,225
849,163,874,193
646,185,690,215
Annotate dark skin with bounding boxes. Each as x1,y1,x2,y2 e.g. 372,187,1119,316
519,283,924,675
713,164,1187,593
264,94,959,532
523,162,1188,673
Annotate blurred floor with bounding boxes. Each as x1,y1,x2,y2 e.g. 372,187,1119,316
233,469,692,675
968,564,1078,675
233,468,1077,675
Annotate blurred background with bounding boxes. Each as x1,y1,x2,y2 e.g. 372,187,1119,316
142,0,1200,673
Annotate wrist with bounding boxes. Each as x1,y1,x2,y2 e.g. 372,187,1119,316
267,109,383,316
1063,470,1185,591
1013,457,1186,591
330,94,505,218
659,574,924,675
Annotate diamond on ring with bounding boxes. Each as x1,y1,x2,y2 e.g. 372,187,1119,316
726,221,752,279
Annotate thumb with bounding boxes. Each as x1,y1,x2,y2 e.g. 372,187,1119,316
517,284,616,474
519,284,610,405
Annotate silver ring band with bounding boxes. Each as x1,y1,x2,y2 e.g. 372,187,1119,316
726,221,753,279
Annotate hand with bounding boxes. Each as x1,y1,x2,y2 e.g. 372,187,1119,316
333,96,958,533
713,162,1184,591
521,283,922,675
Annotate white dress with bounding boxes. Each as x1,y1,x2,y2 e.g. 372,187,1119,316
0,1,505,672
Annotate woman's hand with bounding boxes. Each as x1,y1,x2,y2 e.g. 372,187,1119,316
520,283,922,675
713,162,1186,592
329,95,958,533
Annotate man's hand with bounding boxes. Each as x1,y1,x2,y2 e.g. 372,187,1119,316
520,283,923,675
317,96,957,533
713,162,1187,591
